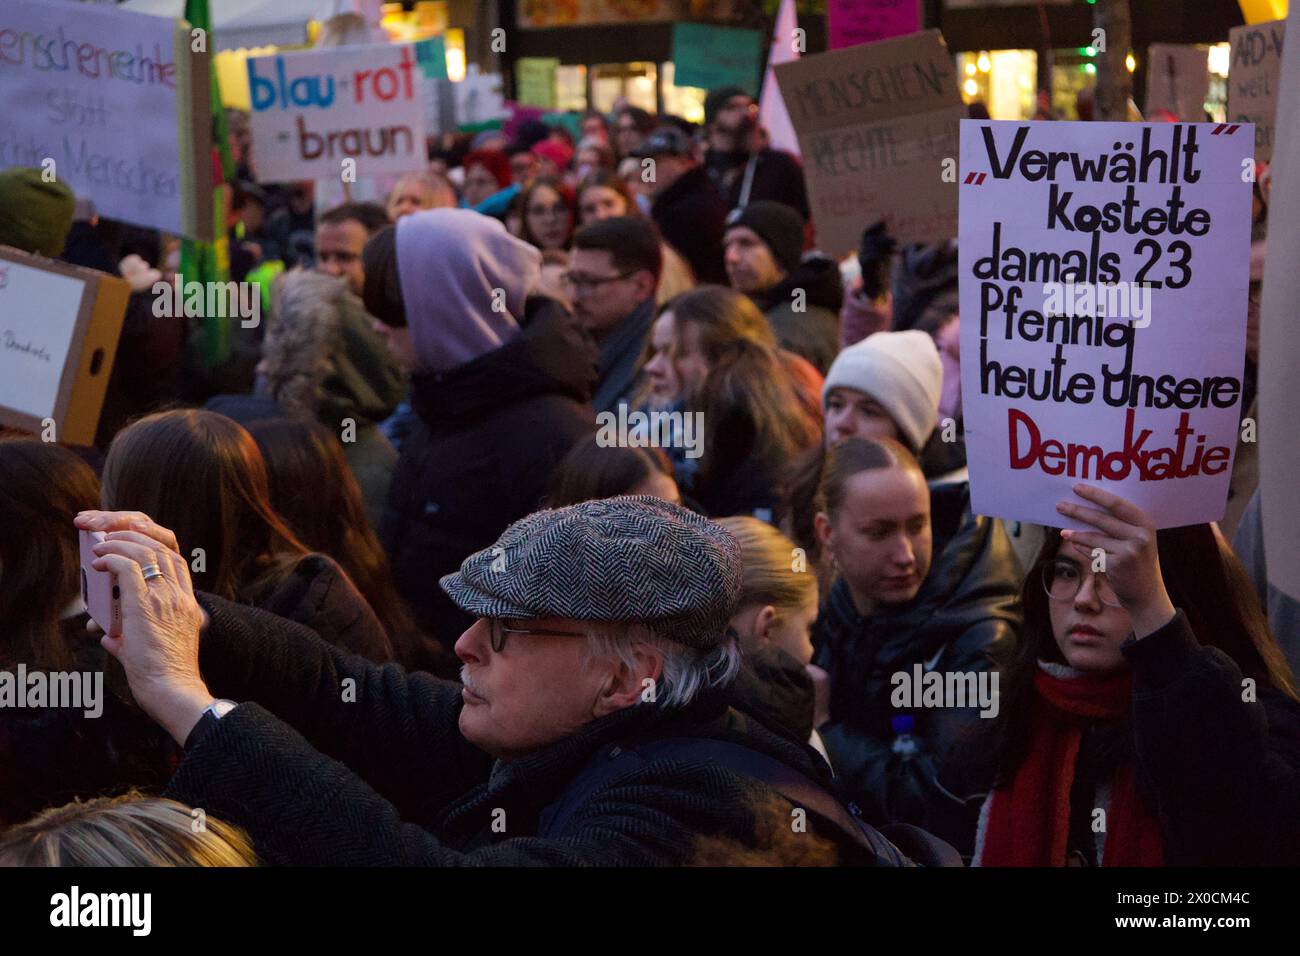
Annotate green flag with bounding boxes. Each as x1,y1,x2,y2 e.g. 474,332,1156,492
182,0,234,368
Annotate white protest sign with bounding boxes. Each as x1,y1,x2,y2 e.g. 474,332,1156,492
0,261,86,421
0,246,129,444
247,43,427,184
959,120,1253,529
457,66,510,127
1229,19,1285,163
0,0,212,238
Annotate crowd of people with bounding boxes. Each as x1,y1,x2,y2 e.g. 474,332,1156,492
0,81,1295,868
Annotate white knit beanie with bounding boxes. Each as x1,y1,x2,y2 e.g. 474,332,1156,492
821,330,943,453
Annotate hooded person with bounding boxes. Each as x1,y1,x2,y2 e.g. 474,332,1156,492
0,168,75,257
363,208,598,647
247,270,408,529
723,200,841,374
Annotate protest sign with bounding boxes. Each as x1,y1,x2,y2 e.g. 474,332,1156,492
829,0,920,50
958,120,1253,529
775,30,962,253
0,246,129,445
1229,19,1285,163
671,23,763,95
1145,44,1210,122
0,0,213,239
246,43,427,184
457,66,511,128
516,58,560,109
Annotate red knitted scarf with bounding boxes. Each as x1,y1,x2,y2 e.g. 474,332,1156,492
978,667,1165,866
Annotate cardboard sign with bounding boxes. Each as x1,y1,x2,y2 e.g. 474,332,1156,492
0,246,129,445
246,43,427,184
0,0,213,239
1145,44,1210,122
829,0,920,50
958,120,1253,529
775,30,962,253
671,23,763,95
1229,19,1285,163
516,57,560,109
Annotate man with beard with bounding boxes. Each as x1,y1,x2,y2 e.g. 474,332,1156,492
704,87,809,219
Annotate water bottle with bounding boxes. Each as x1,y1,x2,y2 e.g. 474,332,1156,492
891,714,919,758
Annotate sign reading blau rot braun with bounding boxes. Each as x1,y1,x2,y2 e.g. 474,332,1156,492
246,43,427,183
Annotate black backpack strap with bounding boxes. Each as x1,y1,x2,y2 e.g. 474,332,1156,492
538,735,920,866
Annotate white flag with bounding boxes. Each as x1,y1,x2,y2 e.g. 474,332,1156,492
758,0,800,156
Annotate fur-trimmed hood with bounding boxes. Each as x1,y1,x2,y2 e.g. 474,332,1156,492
260,270,406,430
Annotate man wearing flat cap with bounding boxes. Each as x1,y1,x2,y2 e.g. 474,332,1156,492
81,498,916,865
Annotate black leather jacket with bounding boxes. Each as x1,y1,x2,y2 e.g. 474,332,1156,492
812,482,1022,854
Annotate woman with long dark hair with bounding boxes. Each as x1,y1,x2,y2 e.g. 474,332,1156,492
972,483,1300,866
246,418,452,675
99,410,391,661
0,438,175,825
636,286,821,520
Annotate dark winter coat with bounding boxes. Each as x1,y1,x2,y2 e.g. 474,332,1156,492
249,553,393,663
727,643,816,745
812,481,1021,853
705,148,810,219
690,405,784,522
0,619,178,826
651,165,729,285
380,298,597,646
165,594,875,865
1118,611,1300,865
753,255,843,375
95,291,188,448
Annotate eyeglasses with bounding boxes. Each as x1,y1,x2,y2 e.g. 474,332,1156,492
560,270,638,292
484,617,587,653
1041,559,1123,608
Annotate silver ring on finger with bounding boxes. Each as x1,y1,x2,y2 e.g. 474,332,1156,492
141,564,165,582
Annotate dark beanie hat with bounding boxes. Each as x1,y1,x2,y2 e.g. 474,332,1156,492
704,86,749,126
362,225,407,328
0,168,76,257
725,200,806,274
513,119,551,152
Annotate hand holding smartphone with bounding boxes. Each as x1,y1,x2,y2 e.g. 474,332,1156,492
79,529,122,637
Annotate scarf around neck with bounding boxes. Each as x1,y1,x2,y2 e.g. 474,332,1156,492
974,664,1164,867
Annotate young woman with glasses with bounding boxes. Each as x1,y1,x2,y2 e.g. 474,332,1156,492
971,483,1300,866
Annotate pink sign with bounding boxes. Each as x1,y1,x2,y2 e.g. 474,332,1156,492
829,0,920,50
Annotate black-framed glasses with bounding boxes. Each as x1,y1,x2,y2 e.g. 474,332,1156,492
560,270,637,292
485,617,587,653
1041,559,1123,608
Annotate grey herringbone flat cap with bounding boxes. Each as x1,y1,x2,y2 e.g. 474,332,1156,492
440,496,741,649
